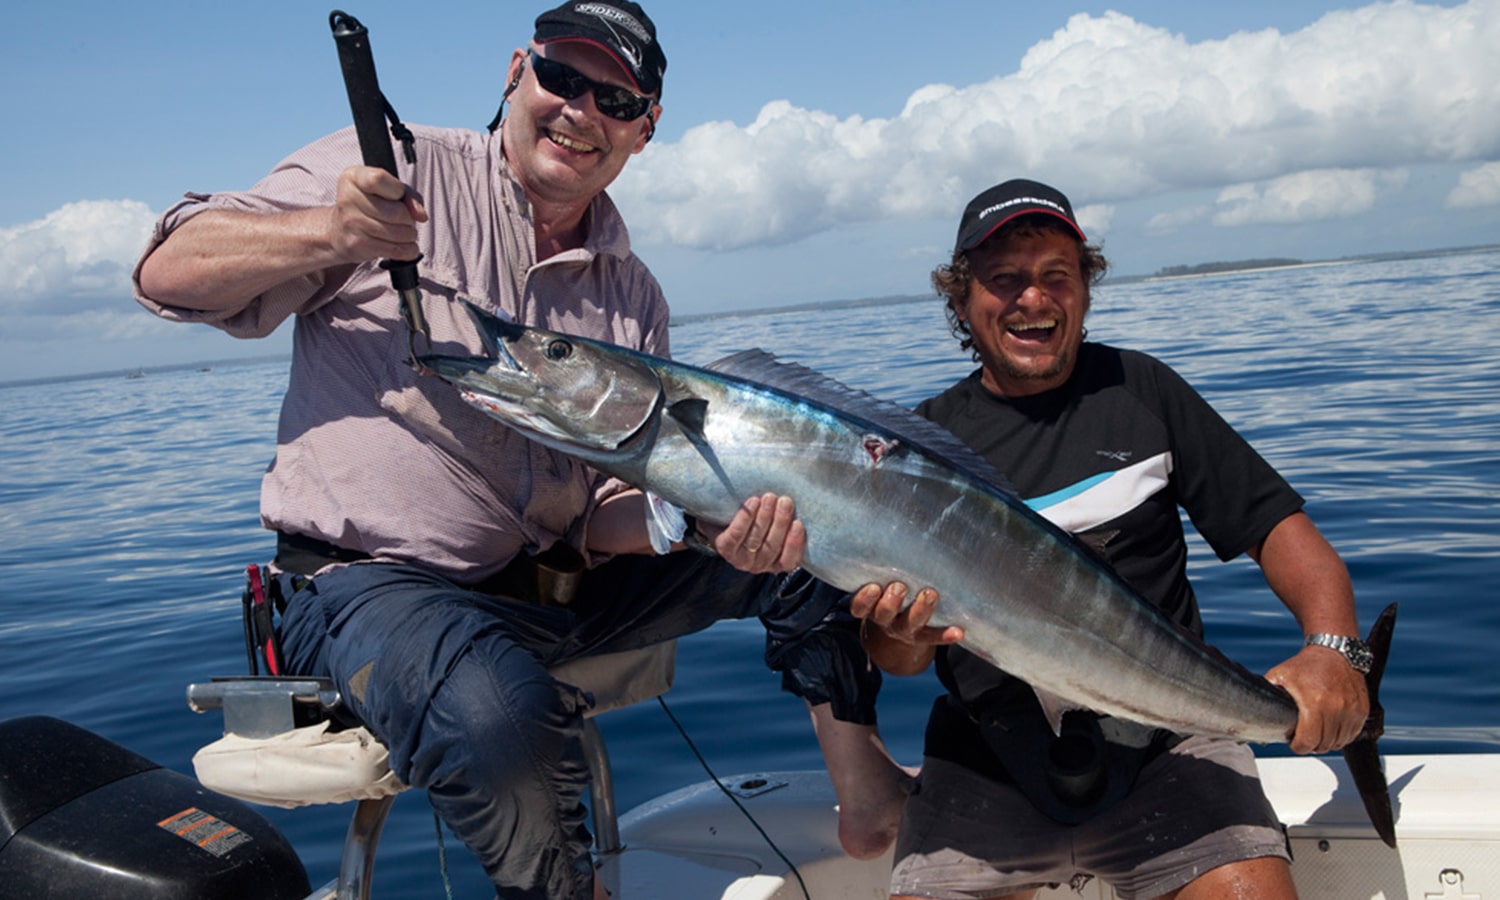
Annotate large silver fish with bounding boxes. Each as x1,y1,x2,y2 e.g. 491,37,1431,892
421,302,1396,845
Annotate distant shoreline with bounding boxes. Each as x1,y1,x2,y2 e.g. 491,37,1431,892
1110,242,1500,286
7,244,1496,389
0,353,292,391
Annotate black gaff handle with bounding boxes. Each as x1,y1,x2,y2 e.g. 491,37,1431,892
328,10,426,334
330,11,398,174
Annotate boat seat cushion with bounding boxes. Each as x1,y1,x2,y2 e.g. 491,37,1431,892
192,642,675,807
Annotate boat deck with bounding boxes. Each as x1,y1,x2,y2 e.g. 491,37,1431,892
606,753,1500,899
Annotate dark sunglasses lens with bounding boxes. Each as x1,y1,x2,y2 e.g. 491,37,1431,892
595,90,651,121
531,55,650,122
532,56,587,100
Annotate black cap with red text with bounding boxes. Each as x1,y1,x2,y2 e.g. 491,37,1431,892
534,1,667,96
955,179,1086,252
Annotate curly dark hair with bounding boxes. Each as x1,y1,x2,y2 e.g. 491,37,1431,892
932,216,1110,360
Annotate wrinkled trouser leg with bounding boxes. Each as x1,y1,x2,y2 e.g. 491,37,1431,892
567,553,879,721
277,562,598,899
276,554,878,898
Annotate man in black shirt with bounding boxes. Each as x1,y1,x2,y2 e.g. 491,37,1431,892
857,179,1371,900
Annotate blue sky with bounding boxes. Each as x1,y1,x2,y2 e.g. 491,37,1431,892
2,0,1496,380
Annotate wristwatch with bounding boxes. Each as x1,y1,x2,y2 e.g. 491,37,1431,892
1304,633,1374,674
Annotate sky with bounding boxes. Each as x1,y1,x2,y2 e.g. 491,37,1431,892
2,0,1497,381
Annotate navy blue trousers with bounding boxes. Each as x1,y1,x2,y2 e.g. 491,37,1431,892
276,552,873,899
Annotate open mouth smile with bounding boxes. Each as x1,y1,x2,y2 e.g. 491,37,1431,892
1007,319,1058,342
545,128,600,154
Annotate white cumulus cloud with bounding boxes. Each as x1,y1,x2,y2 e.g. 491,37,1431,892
1074,204,1116,241
1146,205,1213,235
614,0,1500,250
1446,161,1500,208
1212,168,1410,227
0,199,155,314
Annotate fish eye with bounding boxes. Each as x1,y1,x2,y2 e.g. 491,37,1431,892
544,339,573,361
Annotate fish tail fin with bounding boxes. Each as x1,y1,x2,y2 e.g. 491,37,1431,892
1340,602,1398,848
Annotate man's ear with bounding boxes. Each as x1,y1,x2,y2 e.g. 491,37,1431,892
487,49,529,133
504,50,527,99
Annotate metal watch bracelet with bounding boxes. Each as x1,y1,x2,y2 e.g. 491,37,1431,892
1304,632,1374,674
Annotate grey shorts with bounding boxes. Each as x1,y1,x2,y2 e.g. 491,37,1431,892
890,735,1291,899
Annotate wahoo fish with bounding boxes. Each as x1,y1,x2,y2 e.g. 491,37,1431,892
420,302,1397,846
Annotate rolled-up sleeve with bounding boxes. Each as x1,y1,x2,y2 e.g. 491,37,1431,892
132,129,365,338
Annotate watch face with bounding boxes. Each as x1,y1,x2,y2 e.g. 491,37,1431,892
1309,634,1374,674
1348,642,1375,672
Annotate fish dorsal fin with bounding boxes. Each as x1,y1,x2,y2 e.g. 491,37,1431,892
707,349,1020,496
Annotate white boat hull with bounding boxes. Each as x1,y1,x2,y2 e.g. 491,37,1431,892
606,753,1500,899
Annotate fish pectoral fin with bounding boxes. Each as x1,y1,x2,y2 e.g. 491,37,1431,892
667,398,710,438
644,491,689,556
1033,688,1082,736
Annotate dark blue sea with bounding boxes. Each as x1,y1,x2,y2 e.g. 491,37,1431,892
3,250,1498,896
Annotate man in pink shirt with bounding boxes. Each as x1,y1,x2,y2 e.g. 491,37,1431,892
135,3,908,896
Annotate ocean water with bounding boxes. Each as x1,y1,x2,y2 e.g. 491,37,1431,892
2,250,1498,896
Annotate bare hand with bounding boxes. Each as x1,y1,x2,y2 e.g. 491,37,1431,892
848,582,961,677
1266,645,1370,754
710,493,805,573
850,582,962,648
330,165,429,264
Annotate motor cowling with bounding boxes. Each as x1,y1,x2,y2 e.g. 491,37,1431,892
0,716,309,899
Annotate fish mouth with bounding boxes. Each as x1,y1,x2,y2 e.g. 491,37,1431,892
418,301,665,454
422,352,626,451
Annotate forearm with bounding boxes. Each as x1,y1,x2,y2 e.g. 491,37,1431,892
585,491,658,556
137,207,342,312
1249,511,1359,636
1253,511,1369,752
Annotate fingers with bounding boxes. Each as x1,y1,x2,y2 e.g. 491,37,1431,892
331,166,427,263
1267,647,1371,754
850,583,962,647
716,494,804,573
848,582,890,620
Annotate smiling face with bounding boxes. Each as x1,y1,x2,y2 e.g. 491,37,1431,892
500,40,660,216
956,222,1091,397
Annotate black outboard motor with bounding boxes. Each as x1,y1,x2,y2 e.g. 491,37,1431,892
0,716,309,899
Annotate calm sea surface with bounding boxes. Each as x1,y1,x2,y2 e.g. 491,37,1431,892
2,251,1498,896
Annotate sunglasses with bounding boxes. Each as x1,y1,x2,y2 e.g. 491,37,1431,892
527,51,654,122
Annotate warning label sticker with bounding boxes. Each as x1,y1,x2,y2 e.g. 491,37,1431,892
158,807,253,857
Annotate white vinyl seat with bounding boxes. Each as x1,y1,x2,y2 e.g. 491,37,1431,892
187,641,676,900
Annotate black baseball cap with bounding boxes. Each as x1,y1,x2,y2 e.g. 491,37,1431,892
534,1,667,97
955,179,1086,253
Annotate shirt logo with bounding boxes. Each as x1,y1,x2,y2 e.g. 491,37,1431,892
1096,450,1133,462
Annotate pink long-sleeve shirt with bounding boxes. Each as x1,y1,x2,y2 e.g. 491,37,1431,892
134,125,670,584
